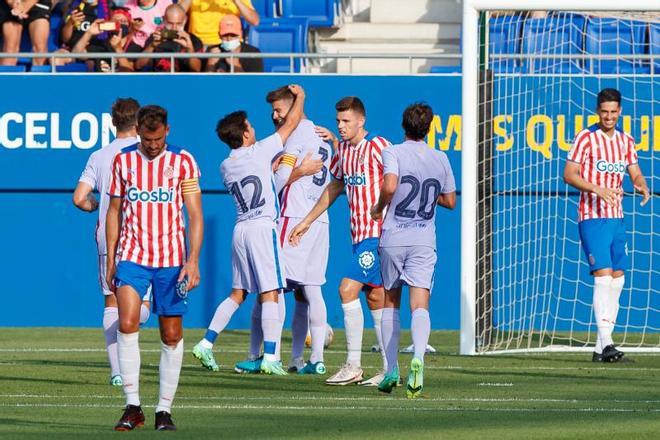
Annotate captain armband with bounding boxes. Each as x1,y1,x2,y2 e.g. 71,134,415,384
182,178,201,194
280,153,297,168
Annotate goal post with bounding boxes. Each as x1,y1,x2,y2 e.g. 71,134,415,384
461,1,660,355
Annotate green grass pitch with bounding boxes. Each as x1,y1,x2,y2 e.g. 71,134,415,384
0,328,658,439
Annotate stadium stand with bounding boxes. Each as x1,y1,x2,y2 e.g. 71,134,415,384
488,14,524,73
651,22,660,74
521,14,585,74
585,17,650,74
247,17,309,72
251,0,277,19
280,0,337,28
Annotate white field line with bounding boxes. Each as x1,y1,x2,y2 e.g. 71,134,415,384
1,360,657,372
0,402,657,413
2,394,658,405
478,383,514,387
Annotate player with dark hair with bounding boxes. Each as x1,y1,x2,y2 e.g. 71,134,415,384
564,88,649,363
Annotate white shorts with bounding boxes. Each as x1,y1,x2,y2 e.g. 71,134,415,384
379,245,437,291
278,216,329,286
232,221,287,294
98,254,152,300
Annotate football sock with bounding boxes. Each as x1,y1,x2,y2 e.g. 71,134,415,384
291,299,309,361
277,292,286,361
156,339,183,414
261,301,281,362
201,297,240,348
103,307,120,377
139,303,150,324
249,300,263,359
371,308,388,371
609,276,625,342
342,299,364,368
380,308,400,375
593,275,614,347
411,308,431,361
304,285,327,364
117,331,141,407
595,334,603,354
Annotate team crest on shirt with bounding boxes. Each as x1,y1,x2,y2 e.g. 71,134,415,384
589,254,596,266
358,251,375,270
164,166,175,179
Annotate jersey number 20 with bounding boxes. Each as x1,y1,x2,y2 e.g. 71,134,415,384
394,175,441,220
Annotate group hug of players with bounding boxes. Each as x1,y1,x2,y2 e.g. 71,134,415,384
73,85,648,431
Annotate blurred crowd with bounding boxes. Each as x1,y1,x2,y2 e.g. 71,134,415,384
0,0,264,72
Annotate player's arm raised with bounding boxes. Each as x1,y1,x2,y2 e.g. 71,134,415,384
181,181,203,291
371,173,397,221
564,160,621,207
289,177,344,246
627,164,650,207
275,84,305,145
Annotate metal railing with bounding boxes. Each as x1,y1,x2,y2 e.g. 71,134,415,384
0,52,462,74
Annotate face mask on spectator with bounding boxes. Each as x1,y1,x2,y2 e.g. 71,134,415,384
113,0,129,6
221,38,240,51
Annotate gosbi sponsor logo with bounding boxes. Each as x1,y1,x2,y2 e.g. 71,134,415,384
127,186,175,203
344,173,367,186
595,160,627,174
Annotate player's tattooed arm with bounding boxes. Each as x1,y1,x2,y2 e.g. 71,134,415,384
628,164,650,207
564,160,622,206
371,173,397,220
72,182,99,212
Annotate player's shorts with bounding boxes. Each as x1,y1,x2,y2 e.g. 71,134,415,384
0,0,51,25
114,261,184,316
232,220,286,294
278,216,329,287
345,237,382,288
98,254,152,301
379,245,437,290
578,218,629,273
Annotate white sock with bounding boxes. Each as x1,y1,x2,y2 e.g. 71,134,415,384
156,339,183,414
595,334,603,354
304,285,327,364
103,307,120,377
411,308,431,361
201,297,240,348
609,276,625,342
139,304,150,324
371,308,387,371
380,308,400,375
117,331,140,407
261,301,281,362
342,299,364,367
276,292,286,361
249,300,263,359
593,275,614,348
291,299,309,361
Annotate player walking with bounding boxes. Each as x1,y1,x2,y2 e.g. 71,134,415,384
107,105,203,431
564,88,650,363
72,97,151,387
289,96,390,386
370,103,456,398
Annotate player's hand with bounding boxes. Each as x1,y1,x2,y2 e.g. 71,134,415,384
594,186,622,207
106,262,117,294
87,193,99,212
315,125,337,143
271,153,284,172
634,183,650,207
298,152,323,176
179,261,200,291
288,84,305,100
370,205,383,221
288,220,311,247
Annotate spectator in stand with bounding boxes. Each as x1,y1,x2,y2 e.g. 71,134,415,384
70,7,142,71
180,0,259,48
0,0,50,66
135,4,203,72
56,0,106,66
125,0,171,48
205,14,262,73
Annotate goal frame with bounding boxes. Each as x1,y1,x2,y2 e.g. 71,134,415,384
460,0,660,355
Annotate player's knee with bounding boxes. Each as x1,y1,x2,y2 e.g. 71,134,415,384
160,330,182,346
118,319,140,334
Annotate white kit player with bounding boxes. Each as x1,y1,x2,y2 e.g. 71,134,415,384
107,105,204,431
564,88,649,363
370,103,456,398
72,97,151,387
192,84,307,376
289,96,391,386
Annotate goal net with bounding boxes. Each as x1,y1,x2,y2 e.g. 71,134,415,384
462,3,660,354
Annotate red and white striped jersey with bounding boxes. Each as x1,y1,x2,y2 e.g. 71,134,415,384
108,144,201,268
567,124,638,221
329,134,390,244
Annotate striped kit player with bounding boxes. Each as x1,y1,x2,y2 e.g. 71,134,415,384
289,96,391,386
106,105,204,431
564,88,650,364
